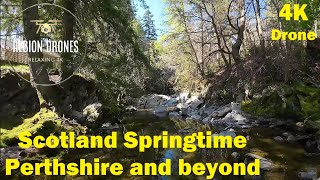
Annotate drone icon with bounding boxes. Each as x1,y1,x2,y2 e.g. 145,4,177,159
30,20,62,34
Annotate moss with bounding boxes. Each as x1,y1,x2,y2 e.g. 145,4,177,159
0,109,63,147
242,86,301,118
242,84,320,131
73,72,96,81
296,85,320,122
0,64,30,74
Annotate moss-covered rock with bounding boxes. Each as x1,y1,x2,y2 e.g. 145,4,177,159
242,84,320,131
1,109,65,147
242,85,301,118
296,85,320,121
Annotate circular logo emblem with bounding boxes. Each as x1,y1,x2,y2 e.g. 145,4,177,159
2,3,87,86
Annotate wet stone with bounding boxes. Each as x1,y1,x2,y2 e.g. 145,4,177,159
274,136,284,142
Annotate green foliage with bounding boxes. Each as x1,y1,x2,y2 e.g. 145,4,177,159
0,64,30,74
279,0,320,31
79,0,155,98
242,84,320,129
296,85,320,121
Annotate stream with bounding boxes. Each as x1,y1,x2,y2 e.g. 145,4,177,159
1,111,320,179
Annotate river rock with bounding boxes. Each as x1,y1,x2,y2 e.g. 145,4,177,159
231,102,242,113
186,96,204,109
153,106,168,114
296,122,305,128
245,153,274,170
240,125,253,129
83,102,102,122
202,116,212,124
176,103,188,110
221,110,248,127
158,95,171,100
282,132,290,137
223,112,246,121
212,131,237,140
0,146,40,166
231,152,241,162
178,92,190,103
305,140,319,153
211,106,232,118
100,123,121,131
70,110,83,119
299,168,318,180
139,94,170,109
169,111,181,119
287,135,296,142
190,114,202,121
186,108,199,117
125,105,137,112
179,109,188,116
163,98,179,107
274,136,284,142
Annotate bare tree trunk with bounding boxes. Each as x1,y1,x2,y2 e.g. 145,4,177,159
254,0,265,57
180,2,205,78
62,0,76,78
231,0,246,65
22,0,53,106
271,0,286,53
201,0,231,70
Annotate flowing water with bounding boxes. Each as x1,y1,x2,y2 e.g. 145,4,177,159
1,112,320,179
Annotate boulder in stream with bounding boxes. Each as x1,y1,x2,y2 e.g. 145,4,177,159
169,111,181,119
153,105,168,114
163,98,179,107
298,168,318,180
231,152,241,162
245,153,275,171
186,96,204,109
211,106,232,119
125,105,137,112
83,102,102,122
274,136,284,142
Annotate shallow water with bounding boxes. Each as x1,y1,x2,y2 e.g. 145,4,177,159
1,112,320,179
65,112,320,179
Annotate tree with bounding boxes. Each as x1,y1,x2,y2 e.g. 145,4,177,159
253,0,266,56
142,9,157,62
229,0,246,65
62,0,76,78
22,0,54,107
142,9,157,41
